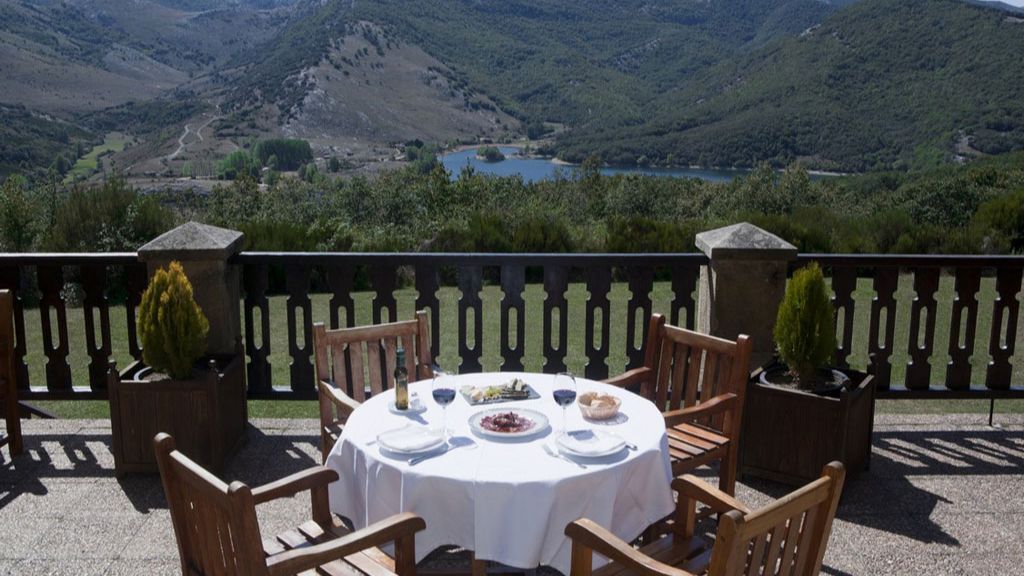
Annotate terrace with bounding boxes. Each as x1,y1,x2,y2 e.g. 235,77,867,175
1,222,1023,575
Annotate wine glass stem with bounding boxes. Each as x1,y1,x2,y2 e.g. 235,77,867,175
562,406,567,436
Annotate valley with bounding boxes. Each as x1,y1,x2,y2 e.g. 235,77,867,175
2,0,1024,187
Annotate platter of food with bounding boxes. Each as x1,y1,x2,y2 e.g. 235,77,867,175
469,408,549,439
460,378,540,405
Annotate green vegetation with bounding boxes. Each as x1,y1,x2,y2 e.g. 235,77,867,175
218,138,315,180
774,263,836,387
477,146,505,162
64,133,127,183
560,0,1024,171
253,139,313,171
138,262,210,379
0,105,93,182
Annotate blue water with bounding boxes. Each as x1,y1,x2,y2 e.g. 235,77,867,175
440,147,751,183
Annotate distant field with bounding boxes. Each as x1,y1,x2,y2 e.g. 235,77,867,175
18,277,1024,419
64,132,128,182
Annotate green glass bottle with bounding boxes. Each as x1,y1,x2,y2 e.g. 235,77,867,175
394,346,409,410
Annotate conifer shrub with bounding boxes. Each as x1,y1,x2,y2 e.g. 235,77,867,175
774,262,836,388
138,261,209,380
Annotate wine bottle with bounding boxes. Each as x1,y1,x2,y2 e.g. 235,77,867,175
394,346,409,410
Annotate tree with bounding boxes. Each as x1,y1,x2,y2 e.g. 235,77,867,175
0,175,36,251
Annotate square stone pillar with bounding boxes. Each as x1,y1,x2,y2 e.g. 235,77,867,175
138,222,245,357
696,223,797,369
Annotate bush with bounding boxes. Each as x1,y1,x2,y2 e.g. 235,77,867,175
138,261,209,379
774,262,836,388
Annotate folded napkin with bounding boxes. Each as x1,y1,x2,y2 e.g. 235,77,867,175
378,427,444,452
557,429,625,455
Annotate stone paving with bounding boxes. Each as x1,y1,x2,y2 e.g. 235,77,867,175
0,413,1022,575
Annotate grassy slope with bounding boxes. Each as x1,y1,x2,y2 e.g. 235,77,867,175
63,133,128,182
25,278,1024,418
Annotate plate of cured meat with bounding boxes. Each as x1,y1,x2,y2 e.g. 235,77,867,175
469,408,549,439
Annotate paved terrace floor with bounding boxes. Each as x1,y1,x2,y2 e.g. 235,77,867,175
1,413,1022,575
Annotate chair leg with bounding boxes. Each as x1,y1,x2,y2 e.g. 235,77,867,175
720,449,738,496
470,553,487,576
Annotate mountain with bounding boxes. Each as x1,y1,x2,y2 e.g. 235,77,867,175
557,0,1024,171
3,0,1024,181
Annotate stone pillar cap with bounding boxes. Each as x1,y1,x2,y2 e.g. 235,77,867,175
138,222,244,262
696,222,797,260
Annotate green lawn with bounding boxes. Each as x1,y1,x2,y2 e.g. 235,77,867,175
64,132,128,182
21,276,1024,418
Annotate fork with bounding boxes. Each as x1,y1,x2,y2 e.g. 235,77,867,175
543,443,586,469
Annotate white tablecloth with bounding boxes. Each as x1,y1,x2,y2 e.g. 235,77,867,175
326,372,674,574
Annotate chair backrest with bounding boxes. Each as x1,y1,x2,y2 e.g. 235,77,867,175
641,314,751,420
313,310,433,403
155,433,268,576
710,462,845,576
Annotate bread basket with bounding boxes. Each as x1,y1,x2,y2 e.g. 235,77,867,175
577,391,621,420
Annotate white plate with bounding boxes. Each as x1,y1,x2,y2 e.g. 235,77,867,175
469,408,549,439
377,426,445,454
556,429,627,458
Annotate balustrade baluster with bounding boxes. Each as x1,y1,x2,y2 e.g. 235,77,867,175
37,265,71,391
244,264,272,394
0,266,29,390
543,266,569,374
830,266,857,369
124,263,147,361
414,264,440,360
327,266,356,330
81,265,112,391
500,265,526,372
370,266,397,325
670,265,698,330
986,266,1022,390
905,268,940,390
626,267,654,369
286,263,314,394
867,268,898,390
458,266,483,373
946,268,980,390
584,267,611,380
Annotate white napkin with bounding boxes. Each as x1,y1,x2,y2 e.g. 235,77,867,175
378,427,444,452
557,429,625,455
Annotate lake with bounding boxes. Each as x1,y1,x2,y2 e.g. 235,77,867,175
440,146,751,183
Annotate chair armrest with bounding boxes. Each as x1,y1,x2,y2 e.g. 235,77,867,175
603,367,652,390
662,393,737,427
319,380,361,415
266,512,426,576
672,475,751,516
252,466,339,505
565,519,698,576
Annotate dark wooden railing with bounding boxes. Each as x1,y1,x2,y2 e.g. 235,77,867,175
0,254,146,400
237,253,704,399
2,251,1024,400
800,254,1024,399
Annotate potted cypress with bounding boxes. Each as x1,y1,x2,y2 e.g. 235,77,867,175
740,263,875,485
108,261,247,476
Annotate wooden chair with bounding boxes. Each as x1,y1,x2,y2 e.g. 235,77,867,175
565,462,846,576
154,432,426,576
605,314,752,495
314,310,434,462
0,290,22,459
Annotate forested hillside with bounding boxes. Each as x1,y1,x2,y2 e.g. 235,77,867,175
558,0,1024,171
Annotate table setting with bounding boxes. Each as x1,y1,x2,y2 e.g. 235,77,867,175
326,371,674,574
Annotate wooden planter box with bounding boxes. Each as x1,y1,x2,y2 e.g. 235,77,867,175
740,365,875,485
108,352,247,476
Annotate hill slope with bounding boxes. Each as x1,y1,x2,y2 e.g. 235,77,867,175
558,0,1024,171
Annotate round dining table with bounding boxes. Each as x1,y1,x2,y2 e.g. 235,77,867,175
325,372,674,574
